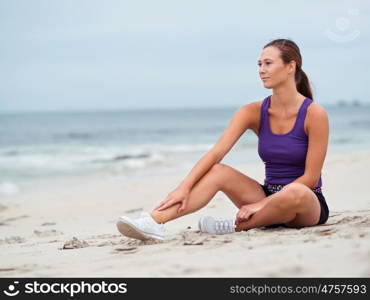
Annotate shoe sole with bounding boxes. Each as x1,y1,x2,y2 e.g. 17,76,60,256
198,218,204,232
198,216,235,235
116,220,164,241
198,216,210,233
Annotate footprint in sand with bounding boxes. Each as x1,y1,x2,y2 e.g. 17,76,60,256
61,237,89,250
41,222,56,226
114,247,138,254
124,238,162,246
0,236,26,245
313,228,337,236
180,229,234,246
321,214,369,226
0,215,29,226
0,268,16,272
96,241,122,247
33,229,64,237
78,233,123,248
86,234,122,240
183,239,206,246
123,208,143,214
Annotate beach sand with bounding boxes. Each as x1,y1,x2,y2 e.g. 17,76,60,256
0,149,369,277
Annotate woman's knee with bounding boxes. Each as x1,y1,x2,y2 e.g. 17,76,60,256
207,163,231,189
210,163,226,172
277,183,307,210
210,162,233,176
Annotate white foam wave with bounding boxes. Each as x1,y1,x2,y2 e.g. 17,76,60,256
0,143,214,181
0,181,20,196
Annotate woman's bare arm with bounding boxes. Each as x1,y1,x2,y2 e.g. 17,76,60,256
289,103,329,188
178,102,258,191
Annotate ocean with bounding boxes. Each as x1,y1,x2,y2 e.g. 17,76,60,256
1,104,370,197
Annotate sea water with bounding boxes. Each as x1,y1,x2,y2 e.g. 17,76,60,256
1,104,369,197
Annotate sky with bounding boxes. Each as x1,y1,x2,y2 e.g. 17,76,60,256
0,0,369,112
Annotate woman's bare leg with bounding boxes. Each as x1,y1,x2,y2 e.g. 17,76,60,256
236,183,321,231
235,189,298,231
150,166,220,224
149,163,320,229
150,163,266,224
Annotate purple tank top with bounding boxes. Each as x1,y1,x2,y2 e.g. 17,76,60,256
258,95,322,188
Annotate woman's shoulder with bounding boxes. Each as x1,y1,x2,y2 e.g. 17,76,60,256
240,98,266,111
239,99,266,134
305,101,329,134
307,101,328,119
238,100,265,122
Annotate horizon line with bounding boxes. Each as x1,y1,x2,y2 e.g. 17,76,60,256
0,102,368,115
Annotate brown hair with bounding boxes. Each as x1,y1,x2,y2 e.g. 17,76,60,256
263,39,313,100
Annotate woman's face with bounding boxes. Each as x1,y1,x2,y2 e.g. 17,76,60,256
258,46,294,89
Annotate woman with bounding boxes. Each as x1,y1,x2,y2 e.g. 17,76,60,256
116,38,330,241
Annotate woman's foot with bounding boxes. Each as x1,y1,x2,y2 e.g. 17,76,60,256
116,212,165,241
198,216,236,235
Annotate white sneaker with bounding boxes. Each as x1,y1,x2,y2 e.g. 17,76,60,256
198,216,236,235
116,212,165,241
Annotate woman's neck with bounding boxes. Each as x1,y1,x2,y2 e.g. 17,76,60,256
271,83,302,111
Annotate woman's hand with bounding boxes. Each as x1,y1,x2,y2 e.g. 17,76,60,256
235,202,266,226
154,186,191,214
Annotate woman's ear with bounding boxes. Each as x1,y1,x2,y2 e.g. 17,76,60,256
288,60,296,74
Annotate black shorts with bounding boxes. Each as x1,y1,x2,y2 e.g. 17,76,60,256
259,184,329,228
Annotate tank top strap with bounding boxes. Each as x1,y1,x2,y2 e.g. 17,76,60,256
258,96,271,135
295,97,313,131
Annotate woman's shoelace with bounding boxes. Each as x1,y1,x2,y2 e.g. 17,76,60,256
214,218,235,233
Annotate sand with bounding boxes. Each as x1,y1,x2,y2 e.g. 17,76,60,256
0,149,369,277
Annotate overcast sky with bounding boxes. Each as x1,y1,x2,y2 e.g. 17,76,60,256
0,0,369,112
